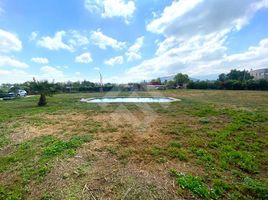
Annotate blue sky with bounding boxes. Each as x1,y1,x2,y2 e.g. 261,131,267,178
1,0,268,83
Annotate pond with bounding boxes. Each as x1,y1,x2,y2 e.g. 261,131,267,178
80,97,180,103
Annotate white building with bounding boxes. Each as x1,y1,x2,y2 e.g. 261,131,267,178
250,68,268,80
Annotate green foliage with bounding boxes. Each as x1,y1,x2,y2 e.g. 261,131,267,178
220,148,258,173
168,147,188,161
174,73,190,85
0,186,23,200
210,179,230,199
42,135,90,158
169,170,211,199
241,177,268,199
150,146,164,156
169,140,181,148
219,69,253,81
0,89,7,98
31,79,56,96
192,148,213,163
170,170,231,199
0,134,92,198
188,69,268,90
188,79,268,90
30,79,57,106
166,80,176,88
0,91,268,199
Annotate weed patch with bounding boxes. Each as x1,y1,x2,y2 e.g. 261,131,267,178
192,148,213,164
220,148,258,173
169,169,211,199
168,147,188,161
241,177,268,199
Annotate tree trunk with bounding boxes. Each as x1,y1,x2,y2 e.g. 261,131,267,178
38,94,47,106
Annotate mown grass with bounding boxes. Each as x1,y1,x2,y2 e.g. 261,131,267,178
0,90,268,199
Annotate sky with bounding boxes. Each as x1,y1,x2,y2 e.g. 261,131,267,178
0,0,268,84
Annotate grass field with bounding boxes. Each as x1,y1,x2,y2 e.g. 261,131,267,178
0,90,268,199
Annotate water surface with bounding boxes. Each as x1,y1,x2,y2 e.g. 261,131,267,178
81,97,179,103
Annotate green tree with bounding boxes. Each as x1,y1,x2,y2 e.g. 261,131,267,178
218,70,253,81
218,73,227,82
31,78,56,106
174,73,190,85
166,80,176,88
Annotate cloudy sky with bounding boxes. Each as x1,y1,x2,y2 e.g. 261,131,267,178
1,0,268,83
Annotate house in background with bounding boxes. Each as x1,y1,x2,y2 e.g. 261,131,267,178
146,81,166,90
250,68,268,80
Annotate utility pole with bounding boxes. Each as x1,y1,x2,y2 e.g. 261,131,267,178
99,71,103,93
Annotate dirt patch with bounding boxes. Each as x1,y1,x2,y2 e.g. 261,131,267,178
28,146,195,200
9,112,92,143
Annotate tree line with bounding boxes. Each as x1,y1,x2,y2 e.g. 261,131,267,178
0,80,136,96
1,69,268,105
186,70,268,90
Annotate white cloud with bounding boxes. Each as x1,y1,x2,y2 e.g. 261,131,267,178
40,66,64,79
0,30,28,70
68,30,89,47
75,52,93,63
29,31,38,41
147,0,268,39
90,30,126,50
0,55,29,68
0,29,22,53
224,38,268,65
0,70,9,75
104,56,123,65
0,66,88,84
126,35,268,81
122,0,268,81
37,31,73,51
55,65,69,69
0,69,33,83
147,0,203,35
75,72,81,76
94,67,100,71
84,0,136,23
125,36,144,62
36,30,90,52
31,57,49,64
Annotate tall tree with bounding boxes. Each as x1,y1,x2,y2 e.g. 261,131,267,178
218,73,227,82
31,78,56,106
174,73,190,85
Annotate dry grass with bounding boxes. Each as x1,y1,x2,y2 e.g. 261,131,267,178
0,90,268,199
19,110,202,199
9,112,92,142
